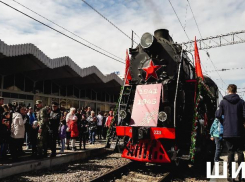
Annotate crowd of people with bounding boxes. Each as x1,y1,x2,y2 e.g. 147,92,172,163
0,99,114,161
1,84,244,182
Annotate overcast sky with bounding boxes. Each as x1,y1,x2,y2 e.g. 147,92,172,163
0,0,245,97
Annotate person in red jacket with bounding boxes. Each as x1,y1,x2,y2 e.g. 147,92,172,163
105,111,114,128
70,115,78,151
104,111,114,138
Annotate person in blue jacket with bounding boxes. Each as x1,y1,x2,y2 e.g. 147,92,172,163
210,113,224,162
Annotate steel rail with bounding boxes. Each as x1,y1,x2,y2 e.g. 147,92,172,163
91,161,172,182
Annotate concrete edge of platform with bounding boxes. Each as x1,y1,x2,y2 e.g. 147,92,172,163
0,148,111,179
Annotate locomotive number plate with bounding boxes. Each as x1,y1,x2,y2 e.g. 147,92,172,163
154,130,162,135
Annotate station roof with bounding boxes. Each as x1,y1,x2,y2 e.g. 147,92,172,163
0,40,123,94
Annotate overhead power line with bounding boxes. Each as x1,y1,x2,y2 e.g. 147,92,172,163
186,0,203,39
168,0,191,42
11,0,123,61
206,67,245,73
168,0,208,75
0,0,125,64
186,0,226,88
81,0,138,44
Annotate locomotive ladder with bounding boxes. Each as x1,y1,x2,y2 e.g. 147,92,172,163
119,85,133,112
109,85,133,150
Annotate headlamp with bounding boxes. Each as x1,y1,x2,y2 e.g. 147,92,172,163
119,110,127,120
140,32,154,49
158,111,167,122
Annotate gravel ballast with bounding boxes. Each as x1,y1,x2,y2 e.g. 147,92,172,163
2,153,129,182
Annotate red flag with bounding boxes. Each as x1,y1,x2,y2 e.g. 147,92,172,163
124,49,132,85
194,36,204,80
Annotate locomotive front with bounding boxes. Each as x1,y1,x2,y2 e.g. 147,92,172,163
116,29,199,164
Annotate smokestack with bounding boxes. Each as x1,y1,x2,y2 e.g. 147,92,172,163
154,29,173,42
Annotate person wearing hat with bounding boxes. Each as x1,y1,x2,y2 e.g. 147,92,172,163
49,102,61,157
36,100,49,158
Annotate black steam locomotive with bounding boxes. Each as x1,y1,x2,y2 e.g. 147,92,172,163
115,29,218,165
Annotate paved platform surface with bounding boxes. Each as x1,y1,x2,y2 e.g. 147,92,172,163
0,139,108,179
209,152,245,182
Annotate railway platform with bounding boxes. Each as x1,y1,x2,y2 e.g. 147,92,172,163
0,140,109,179
209,152,245,182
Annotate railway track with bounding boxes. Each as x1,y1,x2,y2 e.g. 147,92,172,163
91,162,172,182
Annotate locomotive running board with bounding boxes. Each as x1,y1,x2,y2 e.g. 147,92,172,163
122,139,171,163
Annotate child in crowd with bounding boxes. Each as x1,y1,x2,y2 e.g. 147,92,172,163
59,120,67,153
30,121,39,157
210,112,224,162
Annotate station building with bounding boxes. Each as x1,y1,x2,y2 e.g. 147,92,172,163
0,39,123,112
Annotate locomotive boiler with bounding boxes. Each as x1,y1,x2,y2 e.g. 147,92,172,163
115,29,218,165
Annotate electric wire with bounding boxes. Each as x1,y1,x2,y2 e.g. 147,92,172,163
207,67,245,73
187,0,227,88
11,0,124,61
81,0,138,44
132,30,140,39
183,1,188,30
0,0,125,64
168,0,207,74
168,0,191,41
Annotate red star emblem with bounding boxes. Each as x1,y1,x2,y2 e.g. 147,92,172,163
142,60,162,80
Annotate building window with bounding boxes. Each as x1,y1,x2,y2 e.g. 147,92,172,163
52,82,59,96
15,74,25,91
87,102,95,111
105,93,110,102
97,103,105,113
101,92,106,101
73,100,79,108
19,94,26,99
2,92,11,98
80,90,86,99
44,80,51,95
86,89,91,99
60,86,66,96
3,75,14,90
25,77,34,93
80,101,86,108
110,95,114,103
26,95,34,100
35,81,43,94
91,90,96,100
105,104,110,111
67,86,74,97
67,99,72,108
97,92,102,101
114,94,119,102
74,87,79,98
